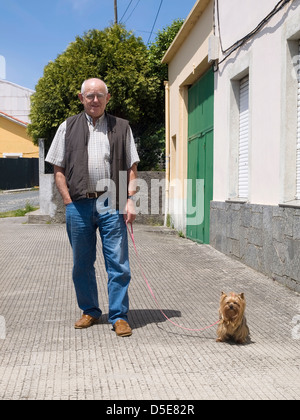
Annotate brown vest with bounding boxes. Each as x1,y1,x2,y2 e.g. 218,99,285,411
64,111,130,208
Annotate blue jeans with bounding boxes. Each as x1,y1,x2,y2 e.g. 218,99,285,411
66,198,131,326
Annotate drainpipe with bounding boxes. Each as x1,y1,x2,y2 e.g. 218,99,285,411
164,81,170,226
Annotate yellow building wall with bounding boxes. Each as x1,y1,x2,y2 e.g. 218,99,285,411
162,0,214,231
0,117,39,158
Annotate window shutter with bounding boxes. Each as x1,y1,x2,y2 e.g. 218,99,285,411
239,76,249,199
296,41,300,199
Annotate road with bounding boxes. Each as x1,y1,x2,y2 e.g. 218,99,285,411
0,221,299,400
0,190,39,212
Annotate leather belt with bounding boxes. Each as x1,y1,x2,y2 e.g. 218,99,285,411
86,192,105,199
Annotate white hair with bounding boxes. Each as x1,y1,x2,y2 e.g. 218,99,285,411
81,78,108,94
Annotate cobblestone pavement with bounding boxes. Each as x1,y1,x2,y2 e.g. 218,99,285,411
0,218,299,400
0,190,39,212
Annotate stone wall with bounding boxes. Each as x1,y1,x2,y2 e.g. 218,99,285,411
31,141,165,225
210,201,300,292
28,139,65,224
135,171,165,225
35,170,165,225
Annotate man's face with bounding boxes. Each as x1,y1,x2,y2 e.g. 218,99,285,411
78,80,110,120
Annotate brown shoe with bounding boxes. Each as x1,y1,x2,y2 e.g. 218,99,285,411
114,320,132,337
74,314,97,329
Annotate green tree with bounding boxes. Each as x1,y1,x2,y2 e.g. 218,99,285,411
28,21,184,170
148,18,184,92
138,19,184,170
28,25,160,149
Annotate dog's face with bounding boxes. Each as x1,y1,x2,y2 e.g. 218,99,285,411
219,292,246,322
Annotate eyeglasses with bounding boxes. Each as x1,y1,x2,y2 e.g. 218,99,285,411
84,93,106,101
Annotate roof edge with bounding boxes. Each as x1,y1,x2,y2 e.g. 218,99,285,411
0,111,28,127
0,79,35,94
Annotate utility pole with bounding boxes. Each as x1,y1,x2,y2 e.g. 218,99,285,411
114,0,118,24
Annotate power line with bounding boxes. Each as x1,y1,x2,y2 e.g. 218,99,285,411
123,0,142,24
147,0,163,45
119,0,134,23
215,0,292,68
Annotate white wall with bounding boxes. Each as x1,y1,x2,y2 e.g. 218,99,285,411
0,80,34,123
217,0,280,50
214,0,300,205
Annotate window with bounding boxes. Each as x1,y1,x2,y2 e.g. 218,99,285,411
282,34,300,204
238,76,250,199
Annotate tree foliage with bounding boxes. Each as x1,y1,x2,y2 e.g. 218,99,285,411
28,21,184,170
148,18,184,97
140,18,184,169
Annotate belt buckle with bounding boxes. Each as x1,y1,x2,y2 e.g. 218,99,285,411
86,191,104,199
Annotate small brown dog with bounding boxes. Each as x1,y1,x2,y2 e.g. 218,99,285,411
216,292,250,344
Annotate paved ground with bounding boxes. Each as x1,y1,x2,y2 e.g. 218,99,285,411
0,217,300,401
0,190,39,212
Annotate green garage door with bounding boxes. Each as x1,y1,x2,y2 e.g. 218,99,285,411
187,68,214,244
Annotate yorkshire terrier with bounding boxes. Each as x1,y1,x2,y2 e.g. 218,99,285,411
216,292,250,344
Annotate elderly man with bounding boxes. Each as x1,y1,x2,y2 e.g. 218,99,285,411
46,78,139,337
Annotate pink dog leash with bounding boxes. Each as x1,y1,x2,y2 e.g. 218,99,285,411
126,222,220,333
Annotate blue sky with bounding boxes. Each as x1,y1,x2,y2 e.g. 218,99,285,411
0,0,197,91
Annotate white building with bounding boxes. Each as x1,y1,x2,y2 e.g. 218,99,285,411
211,0,300,290
0,80,34,124
163,0,300,291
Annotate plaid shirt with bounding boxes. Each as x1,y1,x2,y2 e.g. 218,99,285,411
46,113,139,192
